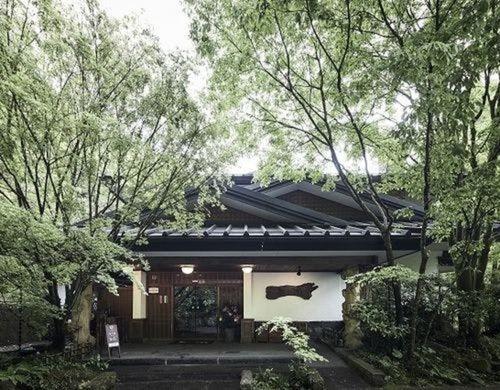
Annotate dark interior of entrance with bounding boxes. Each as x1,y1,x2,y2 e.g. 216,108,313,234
174,286,218,339
97,272,243,341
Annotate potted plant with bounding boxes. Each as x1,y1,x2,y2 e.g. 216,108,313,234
219,303,241,342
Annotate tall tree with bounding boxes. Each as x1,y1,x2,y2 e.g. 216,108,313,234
0,0,233,348
185,0,499,346
371,0,500,346
185,0,412,325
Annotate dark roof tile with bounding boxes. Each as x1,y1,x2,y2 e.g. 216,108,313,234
140,223,425,239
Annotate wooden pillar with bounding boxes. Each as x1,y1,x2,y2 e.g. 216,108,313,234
241,271,255,343
341,267,362,349
243,271,253,318
130,270,147,341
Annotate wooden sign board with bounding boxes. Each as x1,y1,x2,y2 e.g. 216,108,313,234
266,282,318,300
105,324,121,358
148,287,159,294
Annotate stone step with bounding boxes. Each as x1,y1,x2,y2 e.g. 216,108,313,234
113,364,375,389
110,356,296,366
116,379,240,390
113,364,273,383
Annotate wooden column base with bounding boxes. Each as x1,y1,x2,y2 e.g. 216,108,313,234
241,318,254,343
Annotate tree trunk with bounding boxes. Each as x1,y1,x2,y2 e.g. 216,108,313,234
409,217,431,356
382,231,403,325
71,284,96,345
465,228,494,344
47,280,66,350
342,267,363,348
456,257,480,347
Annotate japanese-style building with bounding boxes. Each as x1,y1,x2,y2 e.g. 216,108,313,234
96,175,448,344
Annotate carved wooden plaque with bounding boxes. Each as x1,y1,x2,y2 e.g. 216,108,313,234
266,282,318,300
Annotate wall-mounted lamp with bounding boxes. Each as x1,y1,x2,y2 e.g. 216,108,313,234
241,265,253,274
296,266,302,276
181,265,194,275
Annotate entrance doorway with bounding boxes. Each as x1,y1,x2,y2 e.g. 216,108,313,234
173,285,218,339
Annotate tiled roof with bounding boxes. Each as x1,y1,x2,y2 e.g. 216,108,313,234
138,222,423,238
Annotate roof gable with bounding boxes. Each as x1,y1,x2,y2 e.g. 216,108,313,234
256,180,424,221
277,190,370,222
206,205,271,224
220,185,349,225
185,175,424,226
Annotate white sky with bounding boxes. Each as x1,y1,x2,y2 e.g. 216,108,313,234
99,0,194,53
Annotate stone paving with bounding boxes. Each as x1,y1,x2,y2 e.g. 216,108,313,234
111,341,374,389
111,340,298,365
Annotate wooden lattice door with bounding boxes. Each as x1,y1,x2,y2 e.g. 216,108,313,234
145,285,172,339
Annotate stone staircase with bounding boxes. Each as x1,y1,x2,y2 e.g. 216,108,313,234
113,363,259,389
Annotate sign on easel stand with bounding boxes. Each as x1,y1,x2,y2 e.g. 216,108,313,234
105,324,121,358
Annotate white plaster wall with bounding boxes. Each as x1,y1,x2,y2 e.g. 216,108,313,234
244,272,345,321
397,250,439,274
57,285,66,307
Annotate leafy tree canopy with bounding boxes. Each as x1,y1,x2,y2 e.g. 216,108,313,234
0,0,236,347
185,0,499,345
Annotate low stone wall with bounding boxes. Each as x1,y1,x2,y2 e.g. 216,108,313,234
334,347,385,387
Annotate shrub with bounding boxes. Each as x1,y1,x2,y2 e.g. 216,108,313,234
0,353,112,390
257,317,327,364
252,368,288,390
252,318,326,390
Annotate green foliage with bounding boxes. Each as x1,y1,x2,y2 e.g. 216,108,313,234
252,363,324,390
186,0,500,346
353,302,408,341
0,360,49,386
85,353,109,372
358,340,500,387
257,317,327,364
252,368,288,390
186,0,397,178
351,264,500,384
349,266,415,345
0,0,235,346
0,198,134,342
252,318,326,389
0,200,66,338
0,352,110,390
347,265,477,351
35,355,110,390
481,336,500,362
392,208,415,221
287,362,324,390
348,265,418,289
0,0,232,232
